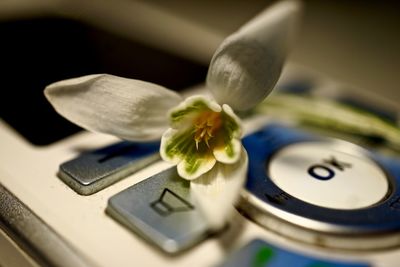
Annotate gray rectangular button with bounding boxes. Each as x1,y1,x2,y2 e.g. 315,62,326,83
106,167,209,254
59,141,160,195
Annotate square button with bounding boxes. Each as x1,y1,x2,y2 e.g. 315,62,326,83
106,167,209,254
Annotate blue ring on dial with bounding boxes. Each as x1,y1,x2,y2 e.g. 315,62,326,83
242,123,400,235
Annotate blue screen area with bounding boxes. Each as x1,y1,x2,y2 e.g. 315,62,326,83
218,239,369,267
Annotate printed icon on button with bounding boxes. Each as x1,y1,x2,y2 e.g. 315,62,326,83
308,156,352,180
265,192,291,205
150,188,194,216
390,196,400,211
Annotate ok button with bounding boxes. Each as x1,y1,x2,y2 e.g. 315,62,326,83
268,141,389,210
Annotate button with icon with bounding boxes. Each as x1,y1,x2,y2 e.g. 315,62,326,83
106,167,209,254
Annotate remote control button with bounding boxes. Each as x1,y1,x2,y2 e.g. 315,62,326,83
217,239,369,267
106,167,209,254
269,142,388,209
59,141,159,195
240,124,400,250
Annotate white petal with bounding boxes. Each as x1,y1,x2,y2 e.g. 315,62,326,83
206,0,302,111
191,147,248,231
45,74,182,141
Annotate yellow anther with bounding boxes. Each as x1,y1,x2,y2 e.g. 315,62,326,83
193,111,222,150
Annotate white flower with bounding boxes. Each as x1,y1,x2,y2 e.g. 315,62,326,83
160,96,243,180
44,0,301,230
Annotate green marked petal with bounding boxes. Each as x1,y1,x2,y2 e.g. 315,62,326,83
160,126,217,180
160,128,194,164
177,150,216,180
221,104,242,139
212,104,242,164
169,95,221,129
161,96,244,180
213,138,241,164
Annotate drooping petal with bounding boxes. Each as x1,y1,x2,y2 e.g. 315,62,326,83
191,148,248,231
160,127,216,180
168,95,221,129
44,74,182,141
206,0,302,111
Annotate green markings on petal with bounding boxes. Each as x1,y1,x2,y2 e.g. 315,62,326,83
222,113,239,139
213,138,241,164
161,96,244,179
162,126,216,180
170,100,210,124
221,104,242,140
178,145,216,180
225,140,235,158
180,140,201,172
164,129,194,160
211,105,242,164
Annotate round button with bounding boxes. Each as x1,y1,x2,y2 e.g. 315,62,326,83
240,124,400,250
268,142,389,210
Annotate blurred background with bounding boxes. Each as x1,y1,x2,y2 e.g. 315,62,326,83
148,0,400,99
0,0,399,145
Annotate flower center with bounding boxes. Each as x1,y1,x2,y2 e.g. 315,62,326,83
193,111,222,149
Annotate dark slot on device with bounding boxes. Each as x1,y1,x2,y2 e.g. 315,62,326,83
0,17,208,146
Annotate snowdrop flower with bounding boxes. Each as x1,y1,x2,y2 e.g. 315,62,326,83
45,0,301,230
